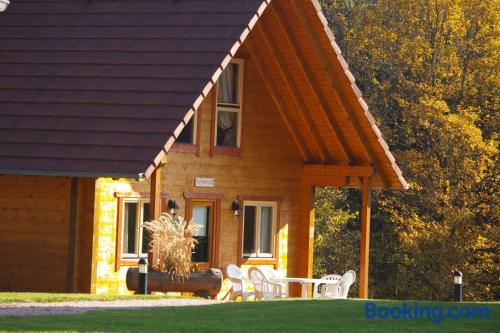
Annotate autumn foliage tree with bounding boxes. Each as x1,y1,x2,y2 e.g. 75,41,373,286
314,0,499,300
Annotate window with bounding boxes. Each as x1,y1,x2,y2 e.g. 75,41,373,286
214,60,244,148
176,115,196,144
121,199,150,258
237,196,282,267
115,192,167,271
242,202,277,258
171,111,201,155
176,117,194,144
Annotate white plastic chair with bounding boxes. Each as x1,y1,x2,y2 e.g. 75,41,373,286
260,266,288,297
248,266,283,300
226,264,253,301
313,274,341,298
321,270,356,299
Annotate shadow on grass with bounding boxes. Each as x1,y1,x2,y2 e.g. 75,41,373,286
0,299,497,333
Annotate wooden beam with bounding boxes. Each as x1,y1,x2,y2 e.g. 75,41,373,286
290,178,316,297
149,166,162,221
304,164,374,178
269,4,353,164
304,181,316,281
148,164,162,269
306,175,349,188
303,179,316,297
66,177,78,293
359,177,372,299
286,1,392,189
255,23,330,163
246,39,312,161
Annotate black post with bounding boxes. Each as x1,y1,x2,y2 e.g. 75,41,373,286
138,258,148,295
453,271,463,302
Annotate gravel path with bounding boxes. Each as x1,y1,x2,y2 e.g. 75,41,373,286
0,299,225,317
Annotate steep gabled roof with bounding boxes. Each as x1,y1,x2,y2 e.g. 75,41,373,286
0,0,407,189
0,0,269,178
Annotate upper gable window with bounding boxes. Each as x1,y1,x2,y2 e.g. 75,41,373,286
171,111,201,155
177,115,196,144
215,60,244,148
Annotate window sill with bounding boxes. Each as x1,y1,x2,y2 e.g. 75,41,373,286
171,143,199,156
241,257,277,268
210,146,241,158
117,257,146,268
192,262,210,270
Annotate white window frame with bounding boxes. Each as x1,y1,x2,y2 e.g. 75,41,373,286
121,198,150,259
214,59,244,148
242,201,277,258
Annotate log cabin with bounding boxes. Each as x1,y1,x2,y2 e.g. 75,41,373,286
0,0,408,298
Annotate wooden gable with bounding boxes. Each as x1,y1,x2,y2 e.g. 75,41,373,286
228,0,408,189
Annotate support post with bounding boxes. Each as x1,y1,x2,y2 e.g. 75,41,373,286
149,165,162,220
304,183,315,281
66,177,79,292
148,165,162,270
292,180,315,297
359,177,372,299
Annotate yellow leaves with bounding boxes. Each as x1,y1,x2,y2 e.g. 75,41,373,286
318,0,499,301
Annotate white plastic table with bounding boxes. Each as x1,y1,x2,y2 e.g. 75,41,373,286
271,277,339,298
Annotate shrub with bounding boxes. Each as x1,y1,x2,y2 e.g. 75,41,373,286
142,213,199,279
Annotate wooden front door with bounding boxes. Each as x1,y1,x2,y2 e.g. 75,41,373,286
188,201,217,269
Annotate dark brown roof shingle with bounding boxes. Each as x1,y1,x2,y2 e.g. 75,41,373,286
0,0,268,178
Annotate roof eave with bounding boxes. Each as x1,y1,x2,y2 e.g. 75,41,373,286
308,0,408,190
0,168,145,180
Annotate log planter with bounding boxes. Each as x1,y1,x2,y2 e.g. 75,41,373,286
126,268,223,299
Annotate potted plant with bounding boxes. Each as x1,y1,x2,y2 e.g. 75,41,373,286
126,213,222,299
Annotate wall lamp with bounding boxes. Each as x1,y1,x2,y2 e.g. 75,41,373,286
231,201,240,217
167,199,179,216
0,0,9,12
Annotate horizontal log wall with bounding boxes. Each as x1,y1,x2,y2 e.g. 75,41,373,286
93,49,305,296
0,175,95,293
93,178,144,294
165,52,303,278
0,175,71,292
74,178,97,293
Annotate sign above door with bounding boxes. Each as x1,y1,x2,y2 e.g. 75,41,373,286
194,177,215,188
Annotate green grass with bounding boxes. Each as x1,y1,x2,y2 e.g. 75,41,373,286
0,299,497,333
0,292,183,304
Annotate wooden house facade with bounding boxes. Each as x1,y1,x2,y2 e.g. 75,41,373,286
0,0,407,298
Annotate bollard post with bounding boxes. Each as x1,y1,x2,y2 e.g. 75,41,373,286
453,271,463,302
138,258,148,295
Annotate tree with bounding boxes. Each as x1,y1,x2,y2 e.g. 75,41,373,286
315,0,499,300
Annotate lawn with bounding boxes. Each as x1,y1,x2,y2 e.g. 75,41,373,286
0,298,497,333
0,292,182,304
